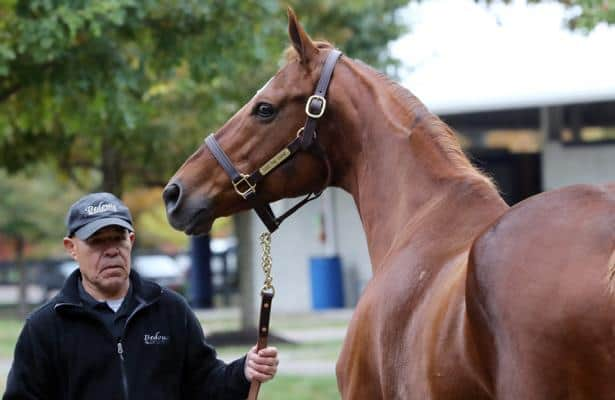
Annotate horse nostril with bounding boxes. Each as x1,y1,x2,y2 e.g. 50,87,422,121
163,182,182,213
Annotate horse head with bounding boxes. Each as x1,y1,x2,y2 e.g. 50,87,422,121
164,9,351,235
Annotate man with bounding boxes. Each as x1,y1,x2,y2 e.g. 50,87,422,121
3,192,279,400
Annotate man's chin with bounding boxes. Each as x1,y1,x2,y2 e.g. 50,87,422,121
100,266,127,278
97,273,129,296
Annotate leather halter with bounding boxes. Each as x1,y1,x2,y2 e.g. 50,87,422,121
205,49,342,233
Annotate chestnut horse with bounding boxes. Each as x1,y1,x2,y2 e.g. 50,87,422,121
164,10,615,400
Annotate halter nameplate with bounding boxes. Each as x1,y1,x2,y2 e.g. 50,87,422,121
259,148,291,176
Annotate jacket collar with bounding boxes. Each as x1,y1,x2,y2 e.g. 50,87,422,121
55,267,162,307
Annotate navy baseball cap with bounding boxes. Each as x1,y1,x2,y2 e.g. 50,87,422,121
66,192,134,240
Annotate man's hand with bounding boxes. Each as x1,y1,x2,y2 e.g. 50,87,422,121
244,346,279,382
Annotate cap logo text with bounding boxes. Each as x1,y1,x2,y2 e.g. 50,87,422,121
85,202,118,216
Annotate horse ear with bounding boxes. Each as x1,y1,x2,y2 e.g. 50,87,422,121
287,7,318,64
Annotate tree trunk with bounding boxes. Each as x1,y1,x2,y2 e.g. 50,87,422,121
15,236,27,317
101,137,123,196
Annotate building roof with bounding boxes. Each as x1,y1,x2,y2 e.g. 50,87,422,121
391,1,615,116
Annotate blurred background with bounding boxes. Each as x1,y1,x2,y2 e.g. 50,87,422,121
1,0,613,397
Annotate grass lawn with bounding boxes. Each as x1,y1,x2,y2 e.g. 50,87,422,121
216,338,343,363
0,319,22,358
0,318,23,394
259,375,339,399
0,372,340,399
0,312,345,398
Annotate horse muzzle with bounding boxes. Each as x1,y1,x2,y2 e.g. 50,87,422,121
163,180,214,235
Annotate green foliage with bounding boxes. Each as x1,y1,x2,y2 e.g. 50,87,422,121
289,0,409,70
135,199,189,250
563,0,615,29
0,166,80,249
0,1,409,196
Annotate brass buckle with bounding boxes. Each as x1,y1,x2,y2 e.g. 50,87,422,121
232,174,256,199
305,95,326,118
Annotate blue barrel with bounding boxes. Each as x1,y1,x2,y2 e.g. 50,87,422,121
309,256,344,309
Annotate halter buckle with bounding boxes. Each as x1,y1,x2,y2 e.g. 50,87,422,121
232,174,256,199
305,95,327,119
296,127,317,139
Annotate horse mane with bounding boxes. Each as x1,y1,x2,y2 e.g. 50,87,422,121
608,249,615,295
353,59,495,188
284,42,495,189
425,111,495,187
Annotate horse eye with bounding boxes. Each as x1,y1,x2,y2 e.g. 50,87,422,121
254,102,276,121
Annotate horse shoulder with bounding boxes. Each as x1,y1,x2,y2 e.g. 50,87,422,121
336,255,439,399
336,275,387,399
339,251,491,399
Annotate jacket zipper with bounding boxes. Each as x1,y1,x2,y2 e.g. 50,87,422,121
115,297,158,400
117,339,129,400
56,304,132,399
55,291,162,400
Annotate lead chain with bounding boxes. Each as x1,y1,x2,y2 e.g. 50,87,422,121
259,231,275,296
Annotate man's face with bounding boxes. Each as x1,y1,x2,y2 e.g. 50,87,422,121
63,226,135,300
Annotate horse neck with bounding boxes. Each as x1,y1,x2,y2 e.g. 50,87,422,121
329,61,508,271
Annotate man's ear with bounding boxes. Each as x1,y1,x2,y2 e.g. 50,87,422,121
63,237,77,260
129,231,136,245
287,7,318,64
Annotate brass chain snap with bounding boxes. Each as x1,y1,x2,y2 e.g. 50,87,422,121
259,232,275,296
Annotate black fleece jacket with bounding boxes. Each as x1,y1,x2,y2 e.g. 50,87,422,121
3,269,250,400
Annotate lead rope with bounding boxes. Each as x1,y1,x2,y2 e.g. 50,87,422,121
247,232,275,400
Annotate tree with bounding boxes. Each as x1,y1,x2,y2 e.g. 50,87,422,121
0,1,409,327
0,168,80,315
1,1,271,194
0,1,408,196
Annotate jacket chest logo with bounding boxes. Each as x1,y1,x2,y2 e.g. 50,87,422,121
144,331,169,345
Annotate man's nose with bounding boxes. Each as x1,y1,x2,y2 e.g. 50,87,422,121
103,243,121,255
